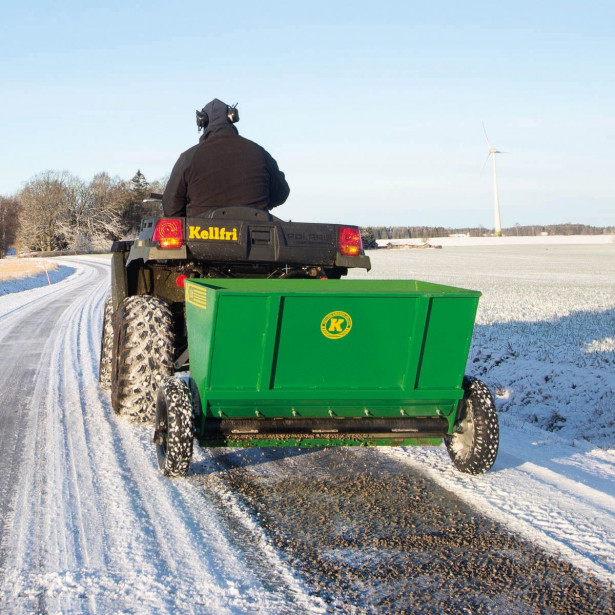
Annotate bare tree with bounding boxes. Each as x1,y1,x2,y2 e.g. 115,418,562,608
86,172,133,247
16,171,72,252
0,196,20,257
56,174,92,251
56,172,141,251
14,169,170,254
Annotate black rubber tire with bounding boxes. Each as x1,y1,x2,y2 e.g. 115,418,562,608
445,377,499,475
98,296,114,390
111,295,174,422
155,377,194,477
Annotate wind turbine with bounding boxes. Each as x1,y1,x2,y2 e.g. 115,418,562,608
482,123,505,237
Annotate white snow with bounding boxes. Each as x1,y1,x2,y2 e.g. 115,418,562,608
0,256,324,614
0,237,614,611
348,237,615,583
377,234,615,247
0,261,75,296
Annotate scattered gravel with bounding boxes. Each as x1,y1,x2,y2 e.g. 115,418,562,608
205,447,614,614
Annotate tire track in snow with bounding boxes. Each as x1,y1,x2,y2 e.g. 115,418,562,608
0,257,322,614
0,261,98,587
380,429,615,585
508,459,615,515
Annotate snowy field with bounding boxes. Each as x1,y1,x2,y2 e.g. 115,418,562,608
349,237,615,583
354,237,615,447
0,261,74,295
0,238,614,612
377,234,615,247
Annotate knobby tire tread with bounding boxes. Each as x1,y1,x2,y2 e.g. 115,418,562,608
446,376,499,475
98,295,114,390
111,295,174,422
156,377,194,477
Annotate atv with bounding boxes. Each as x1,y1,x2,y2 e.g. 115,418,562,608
99,196,371,422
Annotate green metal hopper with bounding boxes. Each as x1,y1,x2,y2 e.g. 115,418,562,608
182,278,481,448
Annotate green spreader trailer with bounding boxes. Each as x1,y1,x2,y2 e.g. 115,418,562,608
153,278,499,477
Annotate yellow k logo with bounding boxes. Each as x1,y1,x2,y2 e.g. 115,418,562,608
321,311,352,339
328,318,344,332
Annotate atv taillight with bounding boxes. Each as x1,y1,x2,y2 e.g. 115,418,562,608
338,226,363,256
152,219,184,249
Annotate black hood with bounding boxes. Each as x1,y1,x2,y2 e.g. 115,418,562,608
199,98,239,140
204,98,230,127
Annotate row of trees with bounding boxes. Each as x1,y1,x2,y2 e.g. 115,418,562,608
2,172,613,257
363,223,615,242
0,170,165,257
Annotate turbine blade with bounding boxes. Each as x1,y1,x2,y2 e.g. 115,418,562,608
482,121,492,148
481,152,492,174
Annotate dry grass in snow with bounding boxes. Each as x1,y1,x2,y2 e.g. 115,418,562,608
0,258,58,281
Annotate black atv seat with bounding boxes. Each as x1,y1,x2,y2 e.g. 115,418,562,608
144,195,277,223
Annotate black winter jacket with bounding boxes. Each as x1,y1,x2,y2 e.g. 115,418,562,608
162,125,290,217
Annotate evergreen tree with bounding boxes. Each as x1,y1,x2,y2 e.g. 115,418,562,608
130,169,149,203
120,170,151,233
360,227,378,250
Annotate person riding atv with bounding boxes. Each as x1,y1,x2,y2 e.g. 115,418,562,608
101,99,370,425
162,98,290,217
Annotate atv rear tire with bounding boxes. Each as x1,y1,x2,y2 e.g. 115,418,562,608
445,377,499,475
98,296,114,390
155,377,194,477
111,295,174,422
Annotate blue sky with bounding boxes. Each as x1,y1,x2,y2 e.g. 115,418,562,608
1,1,613,228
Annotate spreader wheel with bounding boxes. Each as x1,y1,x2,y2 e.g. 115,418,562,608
154,377,194,477
445,377,499,475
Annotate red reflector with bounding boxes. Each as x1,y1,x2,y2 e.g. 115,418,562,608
152,218,183,249
338,226,363,256
176,274,187,288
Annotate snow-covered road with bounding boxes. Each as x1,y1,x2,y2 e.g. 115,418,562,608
0,257,322,614
0,243,614,613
